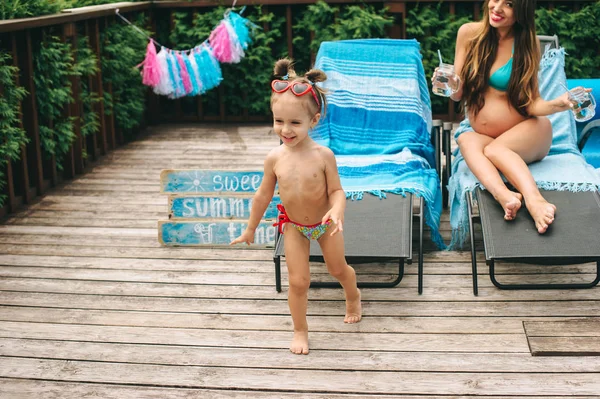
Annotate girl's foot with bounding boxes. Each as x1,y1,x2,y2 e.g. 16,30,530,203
290,331,309,355
344,289,362,324
526,198,556,234
495,191,522,221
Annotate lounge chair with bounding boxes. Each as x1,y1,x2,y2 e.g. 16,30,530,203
447,47,600,295
272,39,445,294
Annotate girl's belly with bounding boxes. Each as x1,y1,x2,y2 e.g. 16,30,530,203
468,90,527,138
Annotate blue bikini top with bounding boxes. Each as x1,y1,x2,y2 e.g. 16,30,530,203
489,46,514,91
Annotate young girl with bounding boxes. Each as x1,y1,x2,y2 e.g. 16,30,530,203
230,59,362,355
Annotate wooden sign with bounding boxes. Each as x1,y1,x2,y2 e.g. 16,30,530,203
159,169,281,247
169,196,281,219
160,169,264,194
159,220,277,247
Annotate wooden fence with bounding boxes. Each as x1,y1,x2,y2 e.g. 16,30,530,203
0,0,592,218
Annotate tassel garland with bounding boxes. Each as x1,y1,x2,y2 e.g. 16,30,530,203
138,10,256,97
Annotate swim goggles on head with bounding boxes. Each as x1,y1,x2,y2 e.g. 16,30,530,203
271,80,320,106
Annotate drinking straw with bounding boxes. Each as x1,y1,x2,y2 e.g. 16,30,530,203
438,49,443,65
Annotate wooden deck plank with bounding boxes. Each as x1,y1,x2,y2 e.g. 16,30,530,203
0,306,541,333
2,292,600,317
0,321,529,353
525,320,600,336
3,338,600,373
1,266,598,289
4,277,600,301
3,379,597,399
527,337,600,356
525,320,600,356
2,357,600,395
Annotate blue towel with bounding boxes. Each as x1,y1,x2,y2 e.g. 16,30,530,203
312,39,445,249
448,48,600,249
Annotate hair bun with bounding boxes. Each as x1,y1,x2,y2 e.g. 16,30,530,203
273,58,296,79
305,68,327,83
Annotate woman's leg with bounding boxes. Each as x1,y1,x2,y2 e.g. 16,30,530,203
482,116,556,233
283,225,311,354
318,227,361,323
458,131,523,221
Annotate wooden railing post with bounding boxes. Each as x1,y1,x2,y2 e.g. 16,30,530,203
61,22,84,176
102,16,117,150
0,81,18,214
385,2,406,39
147,9,161,124
88,18,108,156
286,5,293,59
14,31,44,202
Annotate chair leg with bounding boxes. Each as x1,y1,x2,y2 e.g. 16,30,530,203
489,261,600,290
467,192,479,296
418,197,424,295
274,255,282,293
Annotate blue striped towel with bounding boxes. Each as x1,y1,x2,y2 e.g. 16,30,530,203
313,39,445,249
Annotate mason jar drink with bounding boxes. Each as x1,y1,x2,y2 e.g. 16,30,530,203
569,87,596,122
432,63,460,97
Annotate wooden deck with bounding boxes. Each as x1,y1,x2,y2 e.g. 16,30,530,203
1,124,600,398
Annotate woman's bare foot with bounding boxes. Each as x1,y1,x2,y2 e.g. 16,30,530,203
495,191,522,221
344,289,362,324
526,198,556,233
290,331,309,355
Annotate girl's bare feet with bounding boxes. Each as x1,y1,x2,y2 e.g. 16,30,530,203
290,330,309,355
495,191,523,221
344,289,362,324
526,198,556,233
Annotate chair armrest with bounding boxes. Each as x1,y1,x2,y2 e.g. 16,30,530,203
578,120,600,151
442,122,453,178
441,122,453,208
432,119,442,176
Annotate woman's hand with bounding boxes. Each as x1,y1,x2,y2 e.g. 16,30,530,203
553,86,592,113
552,91,574,113
322,206,344,236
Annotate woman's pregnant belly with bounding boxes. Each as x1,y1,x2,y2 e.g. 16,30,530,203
469,89,528,138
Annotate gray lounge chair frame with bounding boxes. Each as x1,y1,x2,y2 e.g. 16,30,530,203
466,188,600,295
441,115,600,296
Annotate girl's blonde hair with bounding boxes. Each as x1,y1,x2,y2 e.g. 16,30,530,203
271,58,328,117
461,0,540,117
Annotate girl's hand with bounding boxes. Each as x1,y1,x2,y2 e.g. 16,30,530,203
230,229,255,245
322,207,344,236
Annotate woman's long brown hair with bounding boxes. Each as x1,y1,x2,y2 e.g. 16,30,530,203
461,0,540,117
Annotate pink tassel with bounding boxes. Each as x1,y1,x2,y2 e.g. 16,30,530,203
209,22,233,63
175,51,193,94
140,40,161,87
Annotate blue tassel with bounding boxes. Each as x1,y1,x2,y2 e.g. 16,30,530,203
228,11,256,50
194,45,223,93
166,51,185,98
183,52,201,96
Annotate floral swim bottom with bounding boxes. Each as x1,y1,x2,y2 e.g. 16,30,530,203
273,204,332,240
